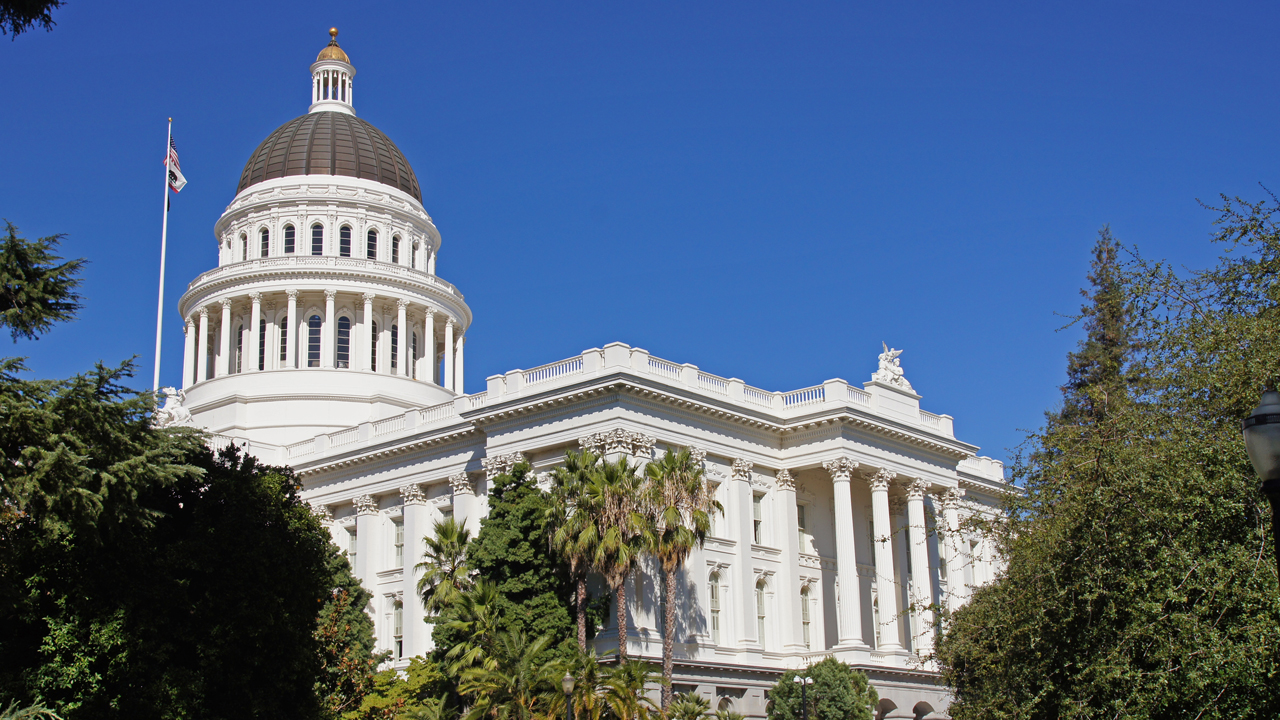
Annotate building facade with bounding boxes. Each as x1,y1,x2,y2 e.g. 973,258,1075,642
170,31,1006,720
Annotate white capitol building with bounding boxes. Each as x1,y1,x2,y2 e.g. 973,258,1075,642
167,31,1007,720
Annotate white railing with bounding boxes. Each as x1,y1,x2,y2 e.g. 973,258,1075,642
919,410,941,429
743,385,773,406
958,456,1006,482
698,371,728,395
187,256,465,299
285,439,314,459
524,356,583,385
782,385,825,407
848,386,872,406
328,426,359,447
420,400,459,425
648,356,682,379
467,392,488,408
373,414,405,437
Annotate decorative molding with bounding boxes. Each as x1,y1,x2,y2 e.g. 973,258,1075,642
310,502,334,523
869,467,895,492
353,494,378,516
823,457,859,481
400,483,427,505
286,289,298,300
248,291,262,303
577,429,656,458
481,452,526,479
775,468,795,490
906,477,927,500
324,289,337,301
689,446,707,469
731,458,754,482
449,472,474,496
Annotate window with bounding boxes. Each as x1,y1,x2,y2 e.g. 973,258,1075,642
390,324,399,371
311,224,324,255
393,602,404,659
801,587,811,649
307,315,321,367
411,241,419,269
708,573,721,645
339,225,351,257
370,322,379,372
752,494,764,544
755,579,767,648
410,332,419,379
391,235,400,264
283,224,295,254
797,504,808,549
258,319,266,371
234,324,244,373
366,229,378,259
278,318,288,363
260,228,269,257
240,234,247,261
336,316,351,368
394,520,404,567
348,527,357,564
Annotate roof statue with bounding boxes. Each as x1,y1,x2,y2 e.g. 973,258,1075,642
872,341,913,392
154,387,193,428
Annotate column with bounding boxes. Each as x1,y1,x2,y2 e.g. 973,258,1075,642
401,483,431,658
906,478,934,655
397,300,409,377
285,290,297,369
774,469,804,652
421,309,436,384
361,293,375,371
730,459,757,647
354,495,379,591
823,458,867,648
427,248,436,275
870,468,903,651
216,299,232,377
942,489,966,613
322,290,336,369
443,319,455,393
450,472,473,534
196,308,210,382
182,319,196,388
455,334,465,392
248,293,262,372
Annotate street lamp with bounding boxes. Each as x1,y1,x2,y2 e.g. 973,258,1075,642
561,672,576,720
792,675,814,720
1241,388,1280,578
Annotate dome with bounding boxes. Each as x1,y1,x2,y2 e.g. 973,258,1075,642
316,28,350,63
236,111,422,202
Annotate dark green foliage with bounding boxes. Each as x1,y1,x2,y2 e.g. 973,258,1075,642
766,658,877,720
346,657,451,720
936,206,1280,719
0,0,63,37
0,223,82,341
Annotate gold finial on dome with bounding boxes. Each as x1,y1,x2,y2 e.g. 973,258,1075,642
316,27,351,64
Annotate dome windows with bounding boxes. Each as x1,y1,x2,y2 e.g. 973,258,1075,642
307,315,322,367
311,224,324,256
391,235,400,264
239,233,248,262
260,229,270,258
370,321,379,372
336,316,351,368
339,225,352,258
366,229,378,260
283,225,296,254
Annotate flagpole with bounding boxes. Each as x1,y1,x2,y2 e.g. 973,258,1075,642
153,118,172,395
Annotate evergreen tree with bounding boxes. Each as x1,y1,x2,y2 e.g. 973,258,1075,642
765,658,877,720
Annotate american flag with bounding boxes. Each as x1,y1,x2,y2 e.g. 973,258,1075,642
166,136,187,193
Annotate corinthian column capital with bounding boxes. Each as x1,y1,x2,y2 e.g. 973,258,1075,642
822,457,859,481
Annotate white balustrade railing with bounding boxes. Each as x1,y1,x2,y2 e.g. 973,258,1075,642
848,386,872,406
285,439,314,459
420,400,459,425
467,392,488,408
743,385,773,406
372,414,405,437
524,356,583,385
782,385,825,407
919,410,942,428
698,371,728,394
187,256,464,299
647,355,682,379
328,426,359,448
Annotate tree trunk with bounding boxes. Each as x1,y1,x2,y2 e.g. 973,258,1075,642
662,566,676,710
614,581,628,660
577,573,588,651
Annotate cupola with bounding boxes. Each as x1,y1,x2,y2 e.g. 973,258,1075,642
310,28,356,115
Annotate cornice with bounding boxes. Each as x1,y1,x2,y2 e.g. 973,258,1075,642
294,421,481,480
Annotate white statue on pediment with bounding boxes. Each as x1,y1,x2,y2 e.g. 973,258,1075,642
154,387,194,428
871,342,913,392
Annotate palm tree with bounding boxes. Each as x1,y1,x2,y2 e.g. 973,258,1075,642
590,454,646,660
440,578,504,675
667,692,710,720
416,516,473,614
556,647,613,720
458,631,560,720
548,449,603,650
643,447,722,710
603,659,660,720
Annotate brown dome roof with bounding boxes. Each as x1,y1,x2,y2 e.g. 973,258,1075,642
237,112,422,202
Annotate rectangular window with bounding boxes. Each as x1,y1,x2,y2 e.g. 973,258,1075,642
284,225,295,254
709,581,721,645
311,225,324,256
752,494,763,544
258,319,266,371
260,229,269,257
339,226,351,257
279,319,288,363
797,504,806,544
394,520,404,567
347,528,357,565
801,592,811,649
393,602,403,659
391,325,398,371
756,584,766,647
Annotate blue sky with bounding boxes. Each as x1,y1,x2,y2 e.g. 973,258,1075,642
4,1,1277,465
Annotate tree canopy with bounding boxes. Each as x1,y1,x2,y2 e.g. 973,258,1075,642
766,658,877,720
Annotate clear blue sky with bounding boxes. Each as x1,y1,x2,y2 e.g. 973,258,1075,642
4,1,1277,465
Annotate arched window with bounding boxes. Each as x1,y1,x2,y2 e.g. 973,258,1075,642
370,321,379,372
336,316,351,368
339,226,351,257
391,324,399,371
283,224,296,254
260,228,269,258
234,324,244,373
278,318,288,364
708,572,721,645
366,229,378,259
410,332,419,379
755,579,767,649
311,224,324,256
307,315,322,367
800,587,811,649
391,235,400,264
258,319,266,371
411,241,419,269
239,234,247,262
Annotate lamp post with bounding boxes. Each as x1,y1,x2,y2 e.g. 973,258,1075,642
1241,388,1280,579
792,675,813,720
561,672,576,720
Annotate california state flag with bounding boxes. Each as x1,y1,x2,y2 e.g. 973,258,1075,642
166,136,187,192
